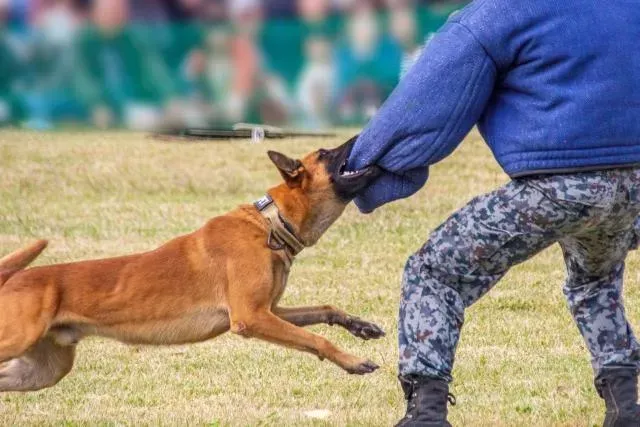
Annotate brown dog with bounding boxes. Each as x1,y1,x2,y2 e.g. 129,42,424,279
0,139,385,392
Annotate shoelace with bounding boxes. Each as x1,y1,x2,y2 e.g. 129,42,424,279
403,391,457,421
447,393,456,406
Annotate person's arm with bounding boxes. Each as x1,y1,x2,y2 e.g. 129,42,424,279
347,21,497,213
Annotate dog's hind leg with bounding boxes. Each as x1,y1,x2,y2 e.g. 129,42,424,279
0,280,58,363
0,316,48,364
273,306,385,340
0,336,75,392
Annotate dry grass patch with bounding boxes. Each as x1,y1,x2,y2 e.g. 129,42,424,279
0,129,637,426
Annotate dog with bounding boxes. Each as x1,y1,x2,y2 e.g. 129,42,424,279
0,138,385,392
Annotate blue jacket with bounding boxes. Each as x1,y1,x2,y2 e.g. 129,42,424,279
347,0,640,213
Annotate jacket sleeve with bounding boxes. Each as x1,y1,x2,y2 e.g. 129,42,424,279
347,22,497,213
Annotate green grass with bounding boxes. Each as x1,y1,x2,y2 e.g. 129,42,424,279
0,129,637,426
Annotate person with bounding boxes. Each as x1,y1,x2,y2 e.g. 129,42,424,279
73,0,177,129
0,0,25,125
180,27,233,126
296,34,335,128
22,0,87,129
225,0,291,125
387,4,422,79
335,0,401,124
260,0,340,90
345,1,640,426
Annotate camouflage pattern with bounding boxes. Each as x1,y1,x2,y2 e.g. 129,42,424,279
399,168,640,382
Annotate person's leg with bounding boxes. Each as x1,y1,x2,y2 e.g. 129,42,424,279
561,227,640,426
562,230,640,374
399,170,640,383
396,178,596,426
399,181,567,382
395,171,638,426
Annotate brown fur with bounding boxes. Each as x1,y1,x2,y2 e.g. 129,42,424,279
0,148,384,392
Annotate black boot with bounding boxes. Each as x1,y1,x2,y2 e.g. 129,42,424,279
396,375,455,427
595,368,640,427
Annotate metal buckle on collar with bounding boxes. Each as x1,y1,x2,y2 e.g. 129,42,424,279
254,194,273,211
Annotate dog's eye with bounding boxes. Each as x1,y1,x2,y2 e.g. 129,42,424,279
318,149,329,159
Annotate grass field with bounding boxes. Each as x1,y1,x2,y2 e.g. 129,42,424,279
0,129,638,426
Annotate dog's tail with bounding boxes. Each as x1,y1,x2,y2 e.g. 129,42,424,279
0,239,48,286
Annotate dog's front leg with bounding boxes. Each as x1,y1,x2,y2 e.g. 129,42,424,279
230,309,379,375
273,306,385,340
227,257,379,374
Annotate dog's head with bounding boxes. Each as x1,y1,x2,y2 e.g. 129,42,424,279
267,136,380,245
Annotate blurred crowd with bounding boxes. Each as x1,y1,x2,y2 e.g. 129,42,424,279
0,0,467,130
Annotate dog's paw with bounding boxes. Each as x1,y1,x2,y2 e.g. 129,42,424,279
345,317,386,340
345,359,380,375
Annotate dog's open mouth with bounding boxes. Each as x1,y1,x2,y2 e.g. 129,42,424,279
338,161,367,178
328,136,381,198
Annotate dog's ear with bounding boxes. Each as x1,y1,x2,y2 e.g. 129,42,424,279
268,151,304,187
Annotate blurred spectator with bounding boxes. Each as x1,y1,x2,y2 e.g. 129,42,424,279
0,0,24,124
261,0,340,89
227,0,264,122
129,0,169,23
296,35,335,128
74,0,177,129
21,0,87,129
389,5,423,79
0,0,469,129
151,0,228,79
168,0,206,21
181,26,232,126
8,0,29,34
263,0,296,18
227,0,290,125
335,1,401,124
299,0,339,30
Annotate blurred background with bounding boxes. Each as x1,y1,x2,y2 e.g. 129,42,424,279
0,0,468,130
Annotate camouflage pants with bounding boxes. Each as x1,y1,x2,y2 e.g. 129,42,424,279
399,168,640,382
